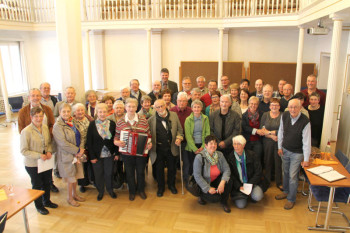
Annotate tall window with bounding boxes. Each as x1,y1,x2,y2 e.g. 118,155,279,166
0,42,28,95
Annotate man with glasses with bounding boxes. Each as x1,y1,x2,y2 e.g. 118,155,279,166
219,75,231,95
200,80,218,107
172,77,192,105
196,76,208,96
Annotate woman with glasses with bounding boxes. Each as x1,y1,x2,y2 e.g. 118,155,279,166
205,90,220,117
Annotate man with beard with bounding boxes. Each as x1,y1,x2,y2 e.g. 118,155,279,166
148,80,162,105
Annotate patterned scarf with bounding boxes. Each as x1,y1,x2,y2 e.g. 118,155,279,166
234,150,248,183
248,108,259,126
96,119,112,139
203,148,219,166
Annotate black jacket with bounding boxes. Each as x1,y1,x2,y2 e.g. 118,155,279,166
50,95,58,106
86,120,116,160
226,149,262,192
241,110,263,142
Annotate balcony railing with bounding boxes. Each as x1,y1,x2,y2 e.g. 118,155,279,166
0,0,304,23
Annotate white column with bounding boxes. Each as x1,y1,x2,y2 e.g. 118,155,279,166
90,30,107,90
295,26,305,93
151,29,162,88
84,30,93,90
320,14,343,150
146,28,152,91
0,51,12,122
55,0,85,102
218,28,224,86
223,29,229,62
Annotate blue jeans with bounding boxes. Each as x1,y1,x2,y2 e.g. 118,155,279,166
234,185,264,209
281,148,303,202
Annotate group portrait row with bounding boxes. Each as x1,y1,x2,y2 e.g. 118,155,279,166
18,68,326,215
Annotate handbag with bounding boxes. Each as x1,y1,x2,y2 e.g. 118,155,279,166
186,156,204,197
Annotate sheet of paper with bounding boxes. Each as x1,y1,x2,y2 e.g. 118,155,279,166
307,165,333,175
0,189,8,201
240,183,253,195
37,155,55,173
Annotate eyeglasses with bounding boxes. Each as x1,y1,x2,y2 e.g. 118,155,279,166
155,105,165,109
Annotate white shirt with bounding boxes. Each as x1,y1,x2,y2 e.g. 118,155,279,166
125,113,138,126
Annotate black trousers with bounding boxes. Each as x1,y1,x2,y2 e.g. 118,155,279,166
92,156,114,195
25,167,52,209
200,175,233,205
121,154,147,195
183,143,201,182
78,160,95,187
155,147,176,190
263,139,282,187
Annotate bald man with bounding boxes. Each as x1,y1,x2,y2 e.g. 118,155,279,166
250,79,264,101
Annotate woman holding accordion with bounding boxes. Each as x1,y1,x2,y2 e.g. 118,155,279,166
114,98,152,201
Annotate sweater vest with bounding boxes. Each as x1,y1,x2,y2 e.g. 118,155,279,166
282,112,309,153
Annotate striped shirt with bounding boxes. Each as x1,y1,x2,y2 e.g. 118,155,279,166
115,113,150,141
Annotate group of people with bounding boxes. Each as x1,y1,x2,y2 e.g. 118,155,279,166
19,68,326,215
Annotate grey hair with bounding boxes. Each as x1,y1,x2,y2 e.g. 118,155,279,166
95,103,108,112
85,90,97,101
72,103,85,114
125,97,138,106
191,88,201,95
59,103,72,113
232,135,246,146
263,84,273,91
220,94,232,104
177,92,188,100
39,82,50,89
29,88,41,95
65,86,75,93
129,79,140,85
248,96,260,104
191,99,203,109
113,100,124,109
196,76,206,82
120,86,130,92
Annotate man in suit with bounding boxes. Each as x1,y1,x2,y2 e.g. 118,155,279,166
160,68,178,95
40,82,57,112
148,99,183,197
148,80,162,105
130,79,146,112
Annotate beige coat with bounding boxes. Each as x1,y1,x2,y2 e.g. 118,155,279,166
20,123,52,167
53,117,84,178
148,111,184,164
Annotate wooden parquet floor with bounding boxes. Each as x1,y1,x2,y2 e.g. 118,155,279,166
0,122,349,233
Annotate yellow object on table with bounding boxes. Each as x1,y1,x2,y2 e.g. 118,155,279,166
312,158,339,165
0,189,8,201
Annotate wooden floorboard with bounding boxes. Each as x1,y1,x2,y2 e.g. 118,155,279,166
0,122,349,232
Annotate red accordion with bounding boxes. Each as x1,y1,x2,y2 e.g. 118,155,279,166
119,130,151,157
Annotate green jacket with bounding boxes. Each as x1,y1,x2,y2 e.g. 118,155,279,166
184,113,210,152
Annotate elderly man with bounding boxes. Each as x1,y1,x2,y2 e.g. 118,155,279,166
258,84,273,113
280,83,293,112
240,79,250,91
273,79,287,99
172,77,192,105
219,75,230,95
301,74,326,107
250,79,264,101
196,76,208,96
275,99,311,210
170,92,192,130
130,79,146,112
117,86,136,104
209,94,241,157
148,80,162,105
200,80,218,107
40,82,57,112
160,68,178,95
148,99,183,197
53,87,78,117
18,88,58,193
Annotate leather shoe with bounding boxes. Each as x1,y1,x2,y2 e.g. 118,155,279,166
275,193,288,200
37,207,49,215
157,189,164,197
44,202,58,208
97,193,103,201
222,204,231,213
198,197,206,205
50,183,59,193
284,201,295,210
169,186,178,194
109,191,117,199
129,194,135,201
139,192,147,200
79,186,86,193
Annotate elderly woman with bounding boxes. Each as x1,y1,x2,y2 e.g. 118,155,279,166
86,103,117,201
184,100,210,183
72,103,94,193
241,96,264,162
307,92,324,147
85,90,98,122
205,90,220,117
101,95,115,116
193,135,232,213
20,107,58,215
230,83,240,103
162,89,175,110
260,98,282,190
138,95,155,119
53,103,85,207
107,100,125,123
239,88,250,114
226,135,264,209
114,98,152,201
